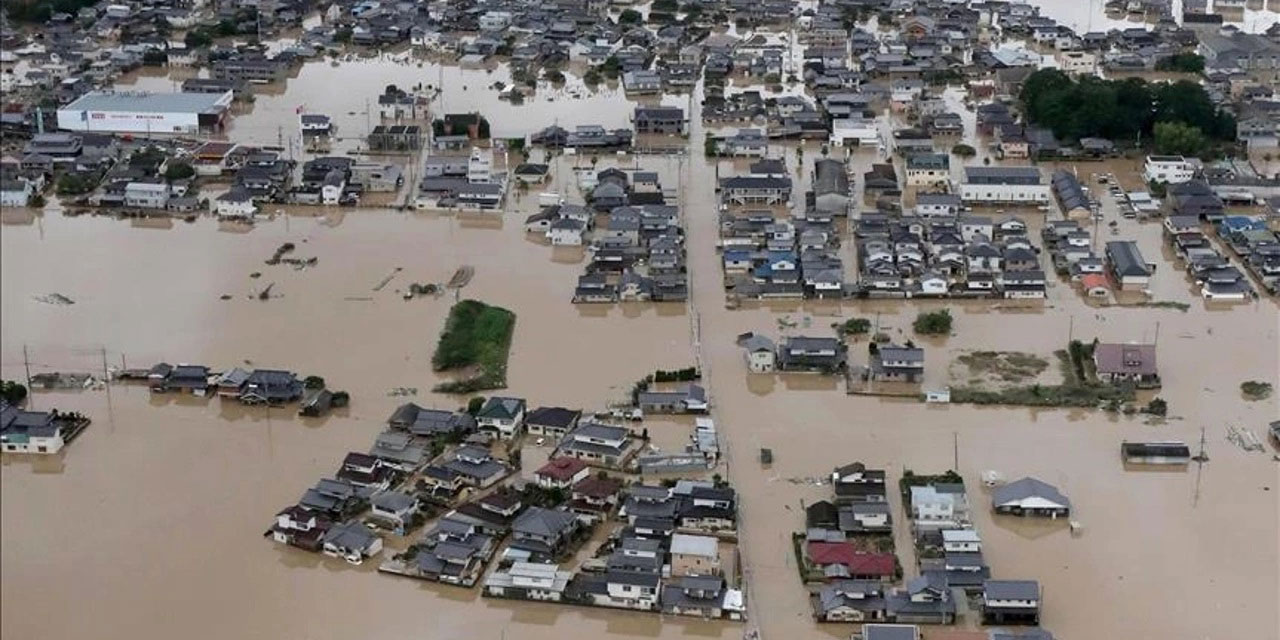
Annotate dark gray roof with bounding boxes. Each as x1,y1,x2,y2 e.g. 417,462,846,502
478,397,525,420
984,579,1041,601
513,507,577,538
1105,241,1151,278
991,477,1070,509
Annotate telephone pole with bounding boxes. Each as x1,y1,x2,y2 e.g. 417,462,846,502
22,344,33,408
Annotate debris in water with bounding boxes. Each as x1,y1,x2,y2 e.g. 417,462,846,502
447,265,474,289
220,294,232,300
34,293,75,305
250,272,262,279
404,282,442,299
266,243,296,265
373,267,403,292
388,387,418,397
257,283,275,301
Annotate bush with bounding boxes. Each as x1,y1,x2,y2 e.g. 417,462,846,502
913,309,953,335
330,391,350,407
654,367,699,382
185,28,214,48
618,9,642,24
1241,381,1273,401
838,317,872,336
1155,52,1205,74
467,396,486,415
951,143,976,157
164,162,195,180
29,194,46,208
583,69,602,85
1143,398,1168,416
303,375,326,389
56,173,97,195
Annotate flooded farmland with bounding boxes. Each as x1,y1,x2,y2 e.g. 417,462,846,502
5,11,1280,640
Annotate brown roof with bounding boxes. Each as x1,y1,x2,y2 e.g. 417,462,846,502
1093,342,1157,376
535,457,589,481
572,475,623,499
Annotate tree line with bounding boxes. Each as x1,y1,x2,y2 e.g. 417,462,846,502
1019,69,1235,156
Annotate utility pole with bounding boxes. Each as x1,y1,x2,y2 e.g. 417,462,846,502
952,431,959,471
22,344,33,408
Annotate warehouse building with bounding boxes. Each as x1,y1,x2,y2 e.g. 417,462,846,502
57,91,233,135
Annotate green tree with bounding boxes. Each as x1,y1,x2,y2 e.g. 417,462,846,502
1155,53,1205,73
951,143,976,157
0,380,28,405
1153,121,1208,157
185,28,213,48
164,162,195,180
467,396,486,415
913,309,953,335
618,9,642,24
56,173,96,195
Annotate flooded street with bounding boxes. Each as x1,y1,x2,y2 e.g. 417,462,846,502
5,11,1280,640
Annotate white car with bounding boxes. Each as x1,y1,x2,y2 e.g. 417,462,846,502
534,437,545,446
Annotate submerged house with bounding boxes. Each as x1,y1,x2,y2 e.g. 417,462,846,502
991,477,1071,518
240,369,303,405
1092,342,1160,388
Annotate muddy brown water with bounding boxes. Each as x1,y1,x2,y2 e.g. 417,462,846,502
6,31,1280,640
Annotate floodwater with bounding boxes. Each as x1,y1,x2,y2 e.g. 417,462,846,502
6,21,1280,640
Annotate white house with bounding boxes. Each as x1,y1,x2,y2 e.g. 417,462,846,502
0,177,35,207
124,182,170,208
915,192,961,217
476,397,526,439
548,217,585,246
0,408,65,454
957,167,1050,204
215,188,256,219
484,561,572,601
592,571,661,610
905,153,950,187
1056,50,1097,75
941,529,981,553
909,485,968,529
1143,155,1196,184
739,334,777,373
830,118,880,147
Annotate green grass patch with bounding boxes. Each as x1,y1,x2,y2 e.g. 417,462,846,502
431,300,516,394
950,382,1132,408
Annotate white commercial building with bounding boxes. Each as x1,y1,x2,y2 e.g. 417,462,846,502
57,90,233,135
1143,155,1196,184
